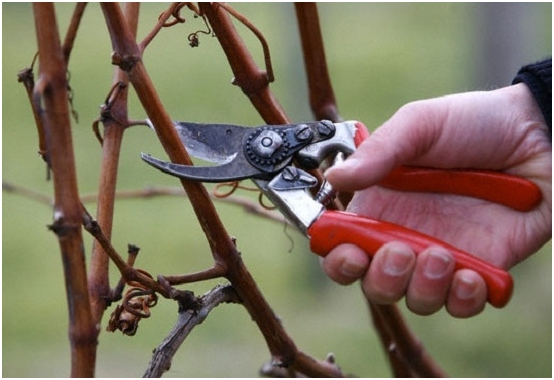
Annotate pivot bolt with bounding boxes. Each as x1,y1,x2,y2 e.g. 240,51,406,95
252,130,283,158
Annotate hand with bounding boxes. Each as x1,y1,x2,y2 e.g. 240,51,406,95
322,83,552,318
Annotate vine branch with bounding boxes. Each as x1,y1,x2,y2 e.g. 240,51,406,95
32,3,96,376
294,3,341,122
2,181,287,224
88,1,140,327
144,285,242,377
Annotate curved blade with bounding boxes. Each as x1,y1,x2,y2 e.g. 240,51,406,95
141,152,267,182
146,119,251,164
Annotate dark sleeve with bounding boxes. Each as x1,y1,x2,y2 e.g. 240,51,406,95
512,58,552,140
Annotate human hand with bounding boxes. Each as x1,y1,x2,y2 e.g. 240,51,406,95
322,83,552,318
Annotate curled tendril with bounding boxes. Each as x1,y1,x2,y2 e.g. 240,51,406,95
187,14,212,47
156,3,214,48
213,181,276,210
122,288,158,318
106,270,158,336
215,3,274,82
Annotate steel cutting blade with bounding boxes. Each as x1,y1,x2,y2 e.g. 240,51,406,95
140,152,269,182
146,119,251,164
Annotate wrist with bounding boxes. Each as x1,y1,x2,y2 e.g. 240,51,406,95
507,83,550,141
512,59,552,138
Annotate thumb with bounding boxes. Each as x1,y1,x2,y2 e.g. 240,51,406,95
327,101,442,191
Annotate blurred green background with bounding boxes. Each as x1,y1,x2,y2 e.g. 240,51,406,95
3,3,551,377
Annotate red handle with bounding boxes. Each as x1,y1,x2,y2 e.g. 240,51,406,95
351,122,541,211
380,166,542,212
308,211,513,308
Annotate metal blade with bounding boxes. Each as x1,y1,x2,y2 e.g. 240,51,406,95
146,119,250,164
141,152,267,182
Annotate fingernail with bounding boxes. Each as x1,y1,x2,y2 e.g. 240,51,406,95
423,250,452,279
340,258,366,278
383,249,413,276
454,274,478,300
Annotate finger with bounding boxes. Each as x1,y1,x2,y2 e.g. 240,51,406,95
321,244,370,285
406,247,456,315
361,242,416,304
446,269,487,318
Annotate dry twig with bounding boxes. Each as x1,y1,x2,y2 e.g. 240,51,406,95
144,285,242,377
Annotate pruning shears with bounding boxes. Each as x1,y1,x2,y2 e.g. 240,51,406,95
141,119,542,308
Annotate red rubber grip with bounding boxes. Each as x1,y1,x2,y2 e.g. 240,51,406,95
349,122,541,211
308,211,513,308
380,166,542,212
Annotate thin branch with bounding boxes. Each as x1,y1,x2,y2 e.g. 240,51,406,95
138,3,187,51
17,53,50,167
2,181,53,205
291,350,345,377
62,2,87,63
369,303,415,377
2,182,288,224
88,1,140,327
82,208,170,298
89,186,286,223
144,285,242,377
369,303,447,377
294,3,341,121
162,264,228,286
110,244,142,303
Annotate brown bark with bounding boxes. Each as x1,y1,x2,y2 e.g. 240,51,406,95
33,3,96,376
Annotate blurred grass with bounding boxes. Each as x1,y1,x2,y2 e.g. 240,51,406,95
2,3,551,378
